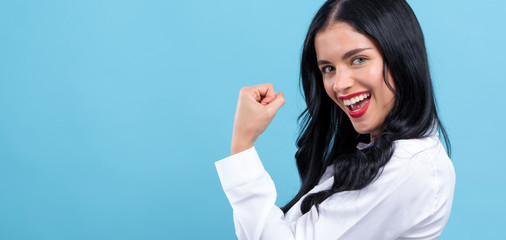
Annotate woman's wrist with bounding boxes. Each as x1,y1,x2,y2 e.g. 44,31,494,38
231,141,254,155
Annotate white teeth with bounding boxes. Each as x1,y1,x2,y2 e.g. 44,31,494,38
343,93,370,106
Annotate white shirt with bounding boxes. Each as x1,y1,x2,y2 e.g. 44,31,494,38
215,134,455,240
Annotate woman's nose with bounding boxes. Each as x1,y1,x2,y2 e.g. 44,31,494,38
332,70,354,93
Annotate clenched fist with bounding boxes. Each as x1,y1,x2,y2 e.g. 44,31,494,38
231,83,285,155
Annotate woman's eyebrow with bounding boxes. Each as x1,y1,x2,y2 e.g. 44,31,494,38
342,47,372,60
317,59,332,66
317,48,372,66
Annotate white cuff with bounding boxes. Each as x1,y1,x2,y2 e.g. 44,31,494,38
215,146,265,190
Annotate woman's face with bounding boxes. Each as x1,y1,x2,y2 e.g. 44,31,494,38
315,22,395,140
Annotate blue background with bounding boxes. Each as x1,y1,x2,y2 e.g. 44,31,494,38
1,0,505,239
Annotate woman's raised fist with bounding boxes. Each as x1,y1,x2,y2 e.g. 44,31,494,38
231,83,285,154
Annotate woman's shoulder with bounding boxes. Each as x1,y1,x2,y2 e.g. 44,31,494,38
384,134,455,236
384,133,455,215
389,133,454,181
392,133,442,158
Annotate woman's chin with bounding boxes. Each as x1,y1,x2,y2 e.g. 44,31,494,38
350,122,377,137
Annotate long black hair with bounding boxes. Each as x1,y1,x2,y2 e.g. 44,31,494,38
281,0,450,215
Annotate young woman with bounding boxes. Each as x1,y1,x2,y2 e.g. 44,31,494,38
215,0,455,239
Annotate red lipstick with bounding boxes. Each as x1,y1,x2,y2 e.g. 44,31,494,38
338,90,370,100
337,90,371,118
348,99,370,118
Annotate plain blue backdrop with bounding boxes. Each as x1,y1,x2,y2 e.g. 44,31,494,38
1,0,505,239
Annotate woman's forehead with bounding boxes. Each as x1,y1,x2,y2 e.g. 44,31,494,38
315,22,378,58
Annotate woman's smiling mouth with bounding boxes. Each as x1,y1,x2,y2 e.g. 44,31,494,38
339,91,371,118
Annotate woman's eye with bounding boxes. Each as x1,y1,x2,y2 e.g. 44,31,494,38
321,66,334,74
352,57,366,65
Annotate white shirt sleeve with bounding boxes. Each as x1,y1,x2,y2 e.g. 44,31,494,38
215,147,281,239
215,142,455,240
